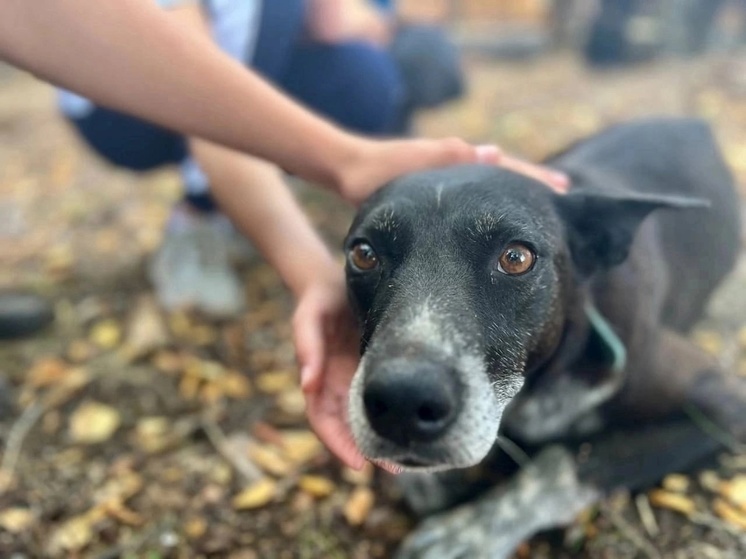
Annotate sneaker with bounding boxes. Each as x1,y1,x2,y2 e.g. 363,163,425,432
0,292,54,339
149,205,247,317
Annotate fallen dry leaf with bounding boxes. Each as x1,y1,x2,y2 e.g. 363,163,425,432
662,473,690,493
232,479,278,510
66,340,96,363
122,296,169,360
69,401,121,444
342,463,374,486
692,330,724,356
280,430,323,465
344,487,375,526
718,475,746,510
248,443,293,477
47,511,102,554
26,358,69,388
298,475,335,498
256,370,296,394
184,517,208,540
89,319,122,350
713,497,746,530
133,416,171,453
648,489,696,516
700,470,722,493
276,388,306,416
0,508,35,534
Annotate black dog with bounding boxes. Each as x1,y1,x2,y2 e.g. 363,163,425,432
343,118,744,557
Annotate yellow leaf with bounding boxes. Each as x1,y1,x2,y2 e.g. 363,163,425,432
0,508,34,534
276,388,305,416
648,489,696,516
280,431,323,465
89,319,122,349
184,517,208,540
344,487,375,526
661,473,690,493
248,444,292,477
232,479,277,510
69,401,121,444
48,514,95,553
298,475,335,498
256,370,296,394
718,475,746,510
713,498,746,530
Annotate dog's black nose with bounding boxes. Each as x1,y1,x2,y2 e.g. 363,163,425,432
363,359,461,445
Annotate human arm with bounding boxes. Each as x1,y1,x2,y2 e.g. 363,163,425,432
307,0,392,46
0,0,529,203
189,139,367,468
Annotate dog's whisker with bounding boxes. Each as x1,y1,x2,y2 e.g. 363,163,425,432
495,435,531,469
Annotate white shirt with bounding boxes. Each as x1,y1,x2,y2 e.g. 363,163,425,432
59,0,262,118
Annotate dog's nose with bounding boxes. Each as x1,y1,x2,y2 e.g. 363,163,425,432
363,360,460,445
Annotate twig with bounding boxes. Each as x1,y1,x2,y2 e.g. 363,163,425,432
601,503,662,559
495,435,531,468
0,401,45,493
200,413,263,484
684,404,746,454
635,493,660,538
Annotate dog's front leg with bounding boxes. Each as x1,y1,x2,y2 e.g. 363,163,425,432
394,446,601,559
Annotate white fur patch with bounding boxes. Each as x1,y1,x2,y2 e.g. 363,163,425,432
349,300,524,471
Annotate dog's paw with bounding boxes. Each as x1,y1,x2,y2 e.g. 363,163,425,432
394,503,495,559
395,446,602,559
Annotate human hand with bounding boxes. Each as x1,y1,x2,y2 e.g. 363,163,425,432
292,268,367,470
336,137,569,206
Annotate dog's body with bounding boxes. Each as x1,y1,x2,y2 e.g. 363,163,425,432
344,118,744,558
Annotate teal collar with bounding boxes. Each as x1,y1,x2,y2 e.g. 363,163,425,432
584,302,627,374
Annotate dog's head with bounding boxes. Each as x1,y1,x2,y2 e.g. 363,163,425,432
345,165,705,472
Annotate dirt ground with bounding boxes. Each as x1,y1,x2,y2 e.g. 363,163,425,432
0,51,745,559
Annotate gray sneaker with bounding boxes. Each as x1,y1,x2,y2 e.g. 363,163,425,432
149,206,247,317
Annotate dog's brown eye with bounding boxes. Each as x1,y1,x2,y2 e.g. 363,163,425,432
349,242,379,271
497,243,535,276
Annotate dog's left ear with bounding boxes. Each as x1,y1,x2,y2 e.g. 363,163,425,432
555,191,709,275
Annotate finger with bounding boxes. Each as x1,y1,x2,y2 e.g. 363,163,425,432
497,154,570,193
306,393,367,470
293,310,325,393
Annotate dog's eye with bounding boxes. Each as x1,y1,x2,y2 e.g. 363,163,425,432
349,242,379,271
497,243,536,276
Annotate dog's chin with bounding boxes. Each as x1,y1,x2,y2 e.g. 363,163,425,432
360,442,491,473
369,457,465,474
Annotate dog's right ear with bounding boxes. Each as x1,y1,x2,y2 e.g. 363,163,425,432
554,191,709,276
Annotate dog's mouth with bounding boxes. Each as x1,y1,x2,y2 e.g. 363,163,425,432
368,453,456,474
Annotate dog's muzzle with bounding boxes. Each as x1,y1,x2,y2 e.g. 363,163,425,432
363,357,463,447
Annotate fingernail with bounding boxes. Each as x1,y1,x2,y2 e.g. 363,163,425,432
300,367,312,390
476,144,501,163
551,171,570,191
